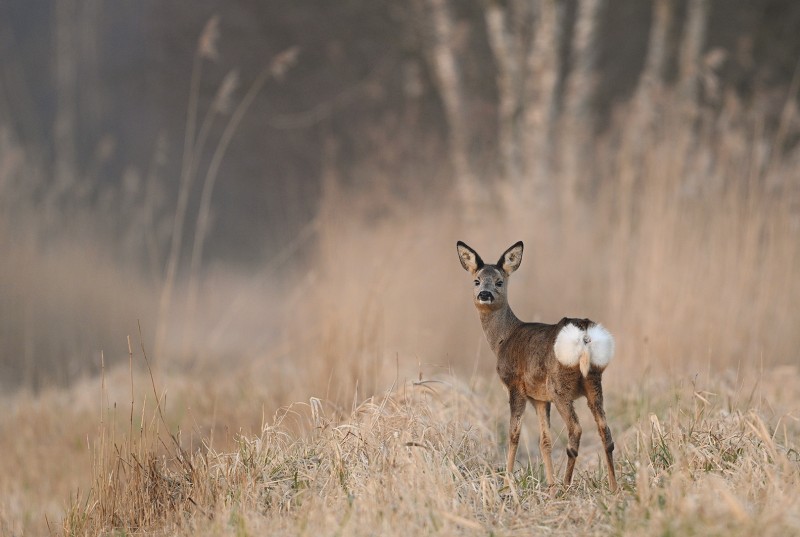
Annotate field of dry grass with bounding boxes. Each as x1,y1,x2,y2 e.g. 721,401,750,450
2,34,800,535
1,356,798,536
2,154,799,535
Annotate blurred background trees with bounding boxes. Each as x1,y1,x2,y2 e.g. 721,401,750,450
1,0,799,391
3,1,798,249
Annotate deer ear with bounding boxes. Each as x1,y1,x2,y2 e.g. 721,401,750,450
457,241,484,273
497,241,523,275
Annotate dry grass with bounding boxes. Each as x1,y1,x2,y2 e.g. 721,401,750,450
2,25,800,537
45,363,800,536
1,125,798,535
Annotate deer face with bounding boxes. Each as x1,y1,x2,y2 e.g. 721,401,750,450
457,241,523,311
472,265,508,310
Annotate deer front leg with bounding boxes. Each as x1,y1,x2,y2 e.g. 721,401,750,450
553,398,582,487
533,400,555,487
584,375,618,492
506,387,527,476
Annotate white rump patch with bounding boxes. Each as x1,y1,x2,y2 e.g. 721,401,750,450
587,324,615,369
553,323,585,368
554,322,615,376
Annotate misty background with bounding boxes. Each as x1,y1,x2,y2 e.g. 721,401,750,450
1,0,799,398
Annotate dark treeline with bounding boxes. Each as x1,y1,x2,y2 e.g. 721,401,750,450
1,0,798,266
1,1,800,390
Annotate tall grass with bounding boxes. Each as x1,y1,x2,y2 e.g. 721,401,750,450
1,16,799,535
280,90,800,408
46,82,800,534
59,363,800,536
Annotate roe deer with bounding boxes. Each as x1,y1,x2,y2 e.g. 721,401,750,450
456,240,617,491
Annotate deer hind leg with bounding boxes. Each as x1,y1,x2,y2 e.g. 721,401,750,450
553,398,582,486
533,400,555,487
584,374,618,492
506,387,527,475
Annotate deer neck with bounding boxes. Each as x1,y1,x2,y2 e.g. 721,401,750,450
479,304,522,356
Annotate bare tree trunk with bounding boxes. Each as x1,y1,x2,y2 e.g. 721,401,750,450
524,0,569,208
562,0,606,208
417,0,481,221
564,0,605,124
483,0,526,188
640,0,675,95
679,0,710,108
677,0,710,193
484,0,574,214
631,0,677,135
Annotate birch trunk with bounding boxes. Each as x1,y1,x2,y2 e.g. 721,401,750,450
640,0,675,95
484,0,524,187
421,0,481,221
677,0,710,192
631,0,677,135
679,0,711,108
562,0,606,207
524,0,568,208
564,0,605,124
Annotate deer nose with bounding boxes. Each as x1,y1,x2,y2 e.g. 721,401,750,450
477,291,494,302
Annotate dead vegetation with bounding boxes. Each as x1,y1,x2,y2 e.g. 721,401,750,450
1,79,799,535
51,364,800,536
1,4,800,536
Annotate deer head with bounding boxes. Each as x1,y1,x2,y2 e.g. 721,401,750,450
456,241,523,311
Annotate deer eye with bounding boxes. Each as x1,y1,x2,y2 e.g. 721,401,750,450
474,280,480,286
496,280,503,287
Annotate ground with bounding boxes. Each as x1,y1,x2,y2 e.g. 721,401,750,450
2,362,798,536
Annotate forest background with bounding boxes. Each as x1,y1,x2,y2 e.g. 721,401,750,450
1,1,799,534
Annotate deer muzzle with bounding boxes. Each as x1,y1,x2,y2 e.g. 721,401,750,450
477,291,494,303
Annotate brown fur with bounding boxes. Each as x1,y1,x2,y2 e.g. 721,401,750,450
457,241,617,492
